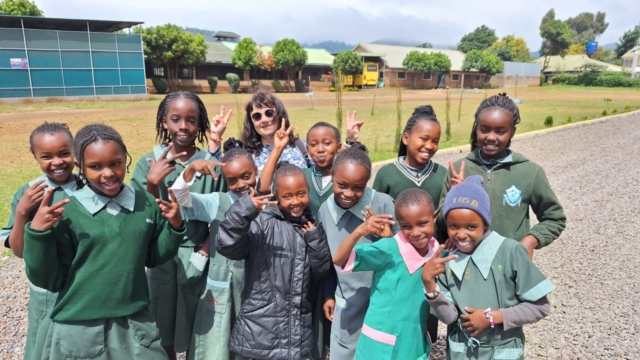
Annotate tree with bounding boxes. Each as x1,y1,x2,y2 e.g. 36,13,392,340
0,0,43,16
427,52,452,73
614,24,640,59
457,25,498,53
462,49,504,82
539,9,573,71
272,38,308,92
417,42,433,48
139,24,208,92
565,12,609,43
332,50,363,87
231,37,259,87
489,35,531,62
403,51,430,88
567,43,586,55
255,45,276,80
591,47,614,63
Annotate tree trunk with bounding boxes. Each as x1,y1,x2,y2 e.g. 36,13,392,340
413,72,417,89
286,70,294,92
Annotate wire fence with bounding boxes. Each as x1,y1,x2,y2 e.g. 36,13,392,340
0,85,147,98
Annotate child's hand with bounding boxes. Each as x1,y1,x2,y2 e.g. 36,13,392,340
248,188,277,210
301,221,315,233
210,105,233,142
323,297,335,321
444,238,457,252
29,188,70,232
460,307,491,337
360,206,394,237
421,245,458,291
147,144,187,187
273,121,293,150
346,111,364,142
187,159,225,181
157,188,183,229
16,179,47,216
448,160,465,188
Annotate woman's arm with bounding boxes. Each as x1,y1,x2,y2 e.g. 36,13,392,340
257,123,292,194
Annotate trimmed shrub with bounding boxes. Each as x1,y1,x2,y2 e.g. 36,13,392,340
294,79,305,93
207,76,218,94
329,87,336,92
602,109,607,115
625,105,631,111
612,108,618,113
151,77,168,94
477,82,493,89
544,116,553,127
552,71,640,88
226,73,240,93
582,116,588,120
566,116,572,123
540,74,547,86
271,80,284,93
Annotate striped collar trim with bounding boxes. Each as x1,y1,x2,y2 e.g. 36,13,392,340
310,167,333,196
393,157,435,186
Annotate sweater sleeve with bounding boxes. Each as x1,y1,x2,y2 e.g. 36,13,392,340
427,292,459,325
23,223,72,292
528,167,567,248
323,266,338,299
146,209,188,268
501,296,550,331
130,156,151,193
372,167,389,195
303,223,332,280
1,186,27,248
216,193,260,260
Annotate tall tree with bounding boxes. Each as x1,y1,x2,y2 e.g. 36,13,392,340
462,50,504,82
457,25,498,53
0,0,43,16
417,42,433,48
539,9,573,71
231,37,259,87
272,38,308,92
332,50,363,87
565,12,609,43
403,50,430,88
139,24,208,91
614,24,640,59
489,35,531,62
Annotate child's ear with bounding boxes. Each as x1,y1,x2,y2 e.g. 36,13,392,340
402,132,409,145
162,117,168,129
336,142,343,152
510,126,517,138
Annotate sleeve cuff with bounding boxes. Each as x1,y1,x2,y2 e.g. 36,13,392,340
169,221,188,236
528,230,547,249
189,252,209,271
24,223,53,238
340,249,357,272
171,172,196,207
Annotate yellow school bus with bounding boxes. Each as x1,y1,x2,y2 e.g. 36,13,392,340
355,62,379,88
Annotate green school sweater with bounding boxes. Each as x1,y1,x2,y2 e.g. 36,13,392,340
438,151,566,248
130,145,226,247
372,158,446,207
304,168,333,220
23,188,187,322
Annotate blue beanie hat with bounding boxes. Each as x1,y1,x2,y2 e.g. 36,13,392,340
443,175,491,226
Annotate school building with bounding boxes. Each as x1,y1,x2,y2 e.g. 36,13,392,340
0,15,146,101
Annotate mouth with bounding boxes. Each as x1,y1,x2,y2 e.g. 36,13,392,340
418,151,433,160
338,197,355,207
482,143,499,152
289,204,304,215
456,239,472,249
175,134,192,142
50,167,67,176
235,188,250,195
102,180,120,191
408,236,429,245
315,155,327,163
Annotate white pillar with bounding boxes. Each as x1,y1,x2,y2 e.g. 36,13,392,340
631,50,639,78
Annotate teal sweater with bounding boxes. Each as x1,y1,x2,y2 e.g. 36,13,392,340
373,159,446,207
23,189,187,321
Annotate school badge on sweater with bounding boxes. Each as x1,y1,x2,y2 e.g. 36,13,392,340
503,185,522,207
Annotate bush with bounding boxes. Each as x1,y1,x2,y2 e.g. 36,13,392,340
329,87,336,92
477,82,492,89
544,116,553,127
344,86,359,92
583,116,588,120
540,74,547,86
207,76,218,94
151,77,168,94
612,109,618,113
551,71,640,88
294,79,305,93
625,105,631,111
271,80,284,93
602,109,607,115
226,73,240,93
566,116,572,123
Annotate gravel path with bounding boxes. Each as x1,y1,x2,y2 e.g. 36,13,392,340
1,112,639,359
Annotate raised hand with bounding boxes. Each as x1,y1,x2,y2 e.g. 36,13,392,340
29,188,70,232
249,188,277,210
448,160,466,188
460,307,492,337
147,143,187,187
156,188,183,229
16,179,47,216
210,105,233,142
359,206,395,238
421,245,458,290
273,120,293,150
187,159,225,181
346,110,364,142
301,221,315,233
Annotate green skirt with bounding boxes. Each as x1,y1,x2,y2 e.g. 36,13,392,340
24,281,56,360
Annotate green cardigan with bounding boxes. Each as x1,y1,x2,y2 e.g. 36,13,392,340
304,168,333,220
372,158,446,207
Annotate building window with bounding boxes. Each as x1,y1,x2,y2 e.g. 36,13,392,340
423,72,432,80
153,67,164,77
179,66,193,79
451,74,460,81
379,71,384,79
475,75,481,81
311,71,319,76
397,71,406,79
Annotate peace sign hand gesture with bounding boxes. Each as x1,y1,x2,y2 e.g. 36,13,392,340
29,188,70,232
147,143,187,187
274,120,293,151
210,105,233,142
358,206,395,238
448,160,466,188
421,244,458,292
188,159,226,181
156,188,183,229
249,188,278,210
346,111,364,142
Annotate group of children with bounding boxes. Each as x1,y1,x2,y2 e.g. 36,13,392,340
1,89,566,360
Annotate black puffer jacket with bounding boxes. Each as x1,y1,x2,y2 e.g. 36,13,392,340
216,194,331,360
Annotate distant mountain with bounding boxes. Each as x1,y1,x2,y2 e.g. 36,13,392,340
371,39,456,50
303,41,355,53
183,27,216,38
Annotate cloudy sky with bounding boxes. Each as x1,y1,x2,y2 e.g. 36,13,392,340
34,0,640,49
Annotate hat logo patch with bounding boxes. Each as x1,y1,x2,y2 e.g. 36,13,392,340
503,185,522,207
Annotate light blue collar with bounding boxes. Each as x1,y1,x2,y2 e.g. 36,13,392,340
228,191,240,203
153,144,210,167
28,174,77,196
478,149,513,166
449,231,505,281
326,188,375,225
73,184,136,215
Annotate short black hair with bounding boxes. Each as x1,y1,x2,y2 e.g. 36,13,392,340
331,145,371,181
395,188,435,213
29,122,73,155
471,93,521,151
156,91,210,145
273,162,308,195
307,121,341,143
398,105,440,157
74,124,131,188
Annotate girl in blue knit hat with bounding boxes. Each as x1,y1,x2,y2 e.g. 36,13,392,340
423,175,554,360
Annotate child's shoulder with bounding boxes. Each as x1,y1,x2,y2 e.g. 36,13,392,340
371,189,395,205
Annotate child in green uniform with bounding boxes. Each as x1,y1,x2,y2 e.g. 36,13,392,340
333,188,445,360
22,124,187,359
424,175,553,360
439,94,566,257
130,92,227,358
1,123,76,360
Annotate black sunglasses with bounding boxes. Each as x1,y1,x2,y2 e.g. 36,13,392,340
251,109,275,122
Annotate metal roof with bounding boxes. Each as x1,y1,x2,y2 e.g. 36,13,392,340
222,42,334,66
533,55,623,72
353,43,469,71
205,41,235,64
0,15,142,32
213,31,240,40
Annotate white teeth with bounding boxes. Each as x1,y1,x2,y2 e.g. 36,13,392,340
458,241,470,247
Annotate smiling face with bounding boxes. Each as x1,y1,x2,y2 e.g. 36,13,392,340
82,140,127,197
275,173,309,218
445,208,488,254
307,126,341,175
332,162,369,209
396,203,435,256
250,105,279,140
162,98,199,150
31,132,75,185
222,157,257,197
402,120,441,168
475,109,515,160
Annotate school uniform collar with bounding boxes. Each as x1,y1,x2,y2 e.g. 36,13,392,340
73,184,136,215
393,157,435,186
449,231,505,281
310,166,333,196
395,232,440,274
326,188,375,225
477,149,513,166
29,174,77,196
153,144,210,166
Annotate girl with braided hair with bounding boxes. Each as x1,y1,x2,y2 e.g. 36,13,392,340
22,124,186,359
438,93,566,258
130,91,227,358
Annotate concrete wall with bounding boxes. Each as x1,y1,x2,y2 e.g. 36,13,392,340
382,70,484,89
145,78,332,94
489,75,540,88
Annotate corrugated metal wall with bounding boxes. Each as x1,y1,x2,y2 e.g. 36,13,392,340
501,61,541,77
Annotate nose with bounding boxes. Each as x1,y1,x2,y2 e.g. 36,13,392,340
178,119,188,130
103,167,115,178
486,132,497,141
424,141,434,151
343,189,353,198
51,157,64,166
317,144,326,153
409,227,421,238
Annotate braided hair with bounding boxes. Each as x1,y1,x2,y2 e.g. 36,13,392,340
395,188,435,214
398,105,439,157
470,93,521,151
331,144,371,181
155,91,210,145
221,138,253,164
241,90,298,156
29,122,73,154
307,121,341,143
74,124,132,188
272,162,308,195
